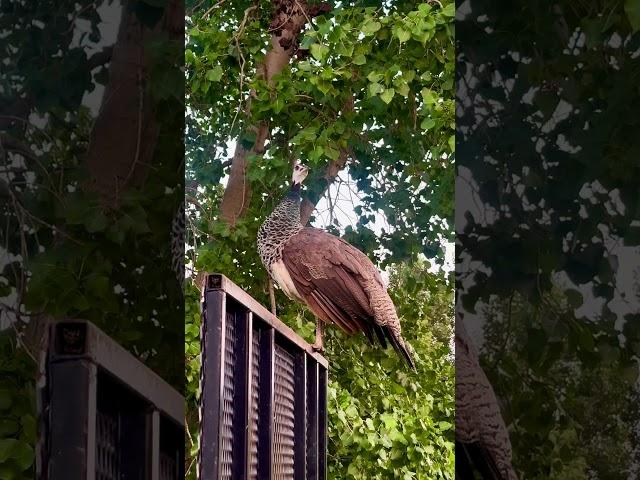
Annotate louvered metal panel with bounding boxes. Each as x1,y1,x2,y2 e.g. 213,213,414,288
220,313,237,479
249,330,261,479
96,410,119,480
318,368,328,480
273,346,296,479
199,273,328,480
306,361,319,480
160,452,177,480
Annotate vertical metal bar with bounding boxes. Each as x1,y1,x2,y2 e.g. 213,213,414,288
231,308,251,479
305,360,318,480
258,328,275,480
318,367,328,480
120,406,147,479
47,359,97,480
199,290,227,480
294,352,307,479
148,410,160,480
244,312,254,478
87,365,97,480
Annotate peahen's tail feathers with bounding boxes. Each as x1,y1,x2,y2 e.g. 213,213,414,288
383,326,416,370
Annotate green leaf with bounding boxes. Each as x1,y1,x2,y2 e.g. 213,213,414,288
0,420,19,437
324,146,340,160
380,88,395,104
395,28,411,43
300,34,316,50
0,438,17,463
403,70,416,83
367,72,382,83
206,65,223,82
448,135,455,152
20,415,36,441
310,44,329,61
625,0,640,31
273,97,285,114
317,19,332,35
335,41,354,57
421,88,437,105
362,21,382,35
622,363,639,384
345,404,358,419
353,54,366,65
566,289,583,308
380,413,397,429
85,212,108,233
438,421,452,431
309,146,324,161
86,275,110,298
73,294,90,311
368,82,384,96
393,76,410,97
441,2,455,17
421,117,435,130
0,390,12,410
12,441,33,471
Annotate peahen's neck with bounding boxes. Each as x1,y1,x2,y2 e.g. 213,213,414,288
257,183,304,271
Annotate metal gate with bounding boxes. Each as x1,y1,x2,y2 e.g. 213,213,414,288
198,273,328,480
39,320,184,480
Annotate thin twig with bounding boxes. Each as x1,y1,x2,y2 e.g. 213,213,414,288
228,5,259,135
201,0,227,19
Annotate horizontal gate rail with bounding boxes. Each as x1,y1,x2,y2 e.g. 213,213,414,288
40,320,184,480
198,273,328,480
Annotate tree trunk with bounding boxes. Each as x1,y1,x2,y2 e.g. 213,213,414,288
85,0,183,206
220,0,310,226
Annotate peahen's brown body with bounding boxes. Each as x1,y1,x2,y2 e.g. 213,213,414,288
257,163,415,369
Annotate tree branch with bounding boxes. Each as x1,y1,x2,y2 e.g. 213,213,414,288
300,147,350,225
300,96,354,225
0,133,37,161
86,46,114,71
219,0,311,227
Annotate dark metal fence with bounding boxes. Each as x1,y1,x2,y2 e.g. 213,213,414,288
198,273,328,480
39,320,184,480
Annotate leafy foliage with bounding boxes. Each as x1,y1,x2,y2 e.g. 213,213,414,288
480,293,640,479
1,1,183,477
0,336,36,480
186,0,455,478
325,263,454,479
457,0,640,476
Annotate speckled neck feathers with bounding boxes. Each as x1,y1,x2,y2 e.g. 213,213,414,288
257,184,303,273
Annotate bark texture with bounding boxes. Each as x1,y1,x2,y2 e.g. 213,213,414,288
85,0,182,205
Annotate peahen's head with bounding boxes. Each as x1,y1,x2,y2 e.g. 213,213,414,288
292,162,309,185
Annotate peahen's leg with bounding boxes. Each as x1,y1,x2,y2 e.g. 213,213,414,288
312,319,325,353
